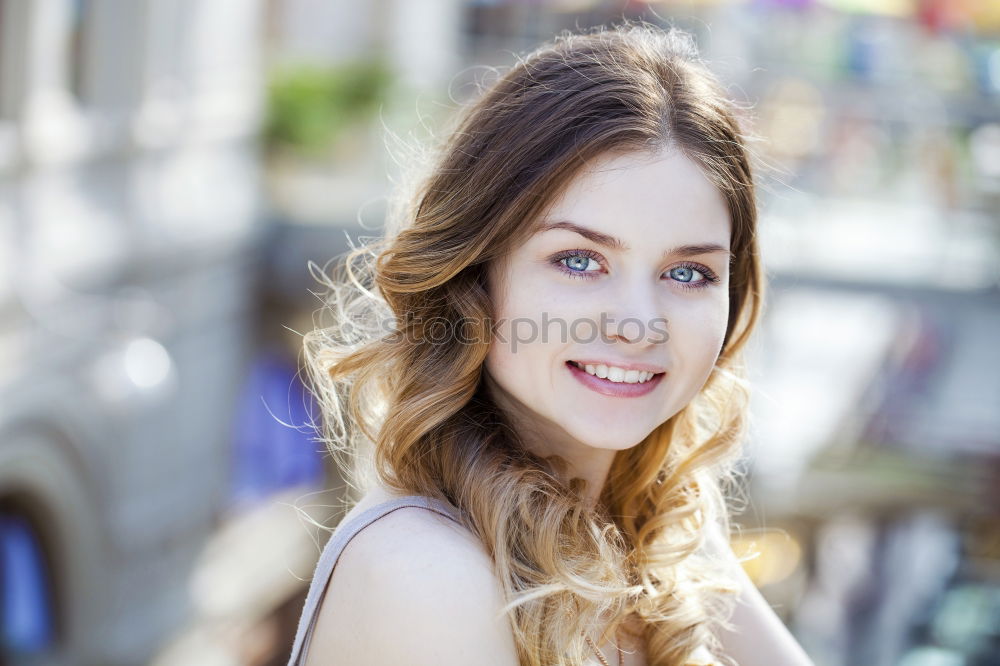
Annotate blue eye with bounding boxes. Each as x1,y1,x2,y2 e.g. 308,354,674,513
669,263,723,290
670,266,697,282
550,250,721,290
561,253,601,274
667,262,721,290
670,266,699,282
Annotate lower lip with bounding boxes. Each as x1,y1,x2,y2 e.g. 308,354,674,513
566,361,664,398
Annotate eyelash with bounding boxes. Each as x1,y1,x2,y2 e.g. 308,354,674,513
550,249,722,290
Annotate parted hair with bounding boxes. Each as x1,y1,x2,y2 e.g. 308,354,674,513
302,19,765,666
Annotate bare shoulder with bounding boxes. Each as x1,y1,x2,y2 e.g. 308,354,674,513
303,504,520,666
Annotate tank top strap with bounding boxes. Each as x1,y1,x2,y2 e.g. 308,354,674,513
286,494,463,665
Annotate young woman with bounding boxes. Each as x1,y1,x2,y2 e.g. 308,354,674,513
287,20,815,666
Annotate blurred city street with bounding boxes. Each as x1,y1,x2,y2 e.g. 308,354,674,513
0,1,998,665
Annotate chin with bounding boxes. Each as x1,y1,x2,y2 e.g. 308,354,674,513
565,424,651,453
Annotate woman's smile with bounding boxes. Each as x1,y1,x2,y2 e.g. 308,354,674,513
484,147,730,468
566,360,665,397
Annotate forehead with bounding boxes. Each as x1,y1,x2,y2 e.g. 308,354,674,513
533,148,731,240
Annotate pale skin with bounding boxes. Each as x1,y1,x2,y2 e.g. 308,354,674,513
304,149,815,665
483,146,733,511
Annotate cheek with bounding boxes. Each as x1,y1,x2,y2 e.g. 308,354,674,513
670,296,729,374
485,286,543,392
485,288,573,402
704,294,730,353
506,269,565,318
484,321,551,417
492,271,572,353
485,321,515,376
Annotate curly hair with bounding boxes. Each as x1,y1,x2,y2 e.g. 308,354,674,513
301,19,766,666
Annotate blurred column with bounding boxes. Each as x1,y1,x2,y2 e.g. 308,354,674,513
15,0,84,162
384,0,465,95
273,0,382,64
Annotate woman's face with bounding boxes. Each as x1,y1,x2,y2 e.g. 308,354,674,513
484,148,732,467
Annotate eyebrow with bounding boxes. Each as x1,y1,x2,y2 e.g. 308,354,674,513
536,220,732,259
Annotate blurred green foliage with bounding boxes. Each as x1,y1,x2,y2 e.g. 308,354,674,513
263,59,394,157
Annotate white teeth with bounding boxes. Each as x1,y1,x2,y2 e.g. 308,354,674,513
572,361,657,384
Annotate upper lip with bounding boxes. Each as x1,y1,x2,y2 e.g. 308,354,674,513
568,359,667,374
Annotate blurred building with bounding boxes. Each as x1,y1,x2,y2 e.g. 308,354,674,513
0,1,269,664
261,2,1000,666
3,1,996,665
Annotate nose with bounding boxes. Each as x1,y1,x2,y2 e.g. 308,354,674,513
601,280,665,345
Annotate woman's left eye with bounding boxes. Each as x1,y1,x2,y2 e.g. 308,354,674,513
668,265,705,283
551,250,720,290
560,253,601,274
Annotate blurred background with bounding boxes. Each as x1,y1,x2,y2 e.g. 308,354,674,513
0,0,997,664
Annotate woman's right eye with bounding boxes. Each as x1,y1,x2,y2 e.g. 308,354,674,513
551,250,604,279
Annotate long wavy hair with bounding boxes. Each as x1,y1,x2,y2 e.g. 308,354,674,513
301,20,765,666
